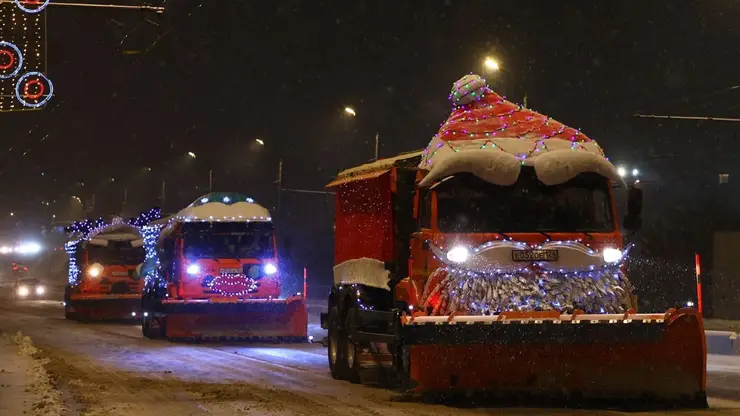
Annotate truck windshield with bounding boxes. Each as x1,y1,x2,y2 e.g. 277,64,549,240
436,170,614,233
182,222,275,259
86,242,145,265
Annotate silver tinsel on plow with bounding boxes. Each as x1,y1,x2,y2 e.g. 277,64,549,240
421,267,636,315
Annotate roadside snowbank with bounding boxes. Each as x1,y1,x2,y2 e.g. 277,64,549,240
6,331,65,416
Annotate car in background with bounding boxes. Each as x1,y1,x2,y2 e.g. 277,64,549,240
14,278,46,300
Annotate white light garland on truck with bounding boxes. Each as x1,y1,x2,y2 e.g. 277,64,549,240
206,273,258,297
421,240,636,315
65,208,162,285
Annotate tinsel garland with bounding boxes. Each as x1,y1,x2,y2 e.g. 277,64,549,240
421,267,635,315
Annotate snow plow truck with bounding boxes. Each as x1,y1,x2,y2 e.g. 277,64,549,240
64,221,146,320
321,74,706,407
140,193,308,341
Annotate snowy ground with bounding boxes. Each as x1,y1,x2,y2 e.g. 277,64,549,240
2,297,740,415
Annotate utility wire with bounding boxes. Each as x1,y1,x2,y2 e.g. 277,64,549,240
634,114,740,122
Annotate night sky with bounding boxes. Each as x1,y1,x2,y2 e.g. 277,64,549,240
2,1,740,298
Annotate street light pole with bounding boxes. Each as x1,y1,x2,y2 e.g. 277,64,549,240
374,133,379,161
209,169,213,193
161,180,166,211
277,159,283,214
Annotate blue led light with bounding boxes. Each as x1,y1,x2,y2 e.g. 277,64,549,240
0,41,23,79
200,197,209,203
14,0,51,13
15,72,53,108
65,208,162,285
223,196,231,203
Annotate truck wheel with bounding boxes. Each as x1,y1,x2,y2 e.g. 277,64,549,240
142,313,162,339
64,307,77,320
327,306,346,379
343,307,361,384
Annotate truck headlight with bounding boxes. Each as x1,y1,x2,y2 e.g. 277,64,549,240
17,286,29,297
263,263,277,275
446,246,470,263
36,286,45,295
87,263,103,278
602,248,623,263
186,264,201,275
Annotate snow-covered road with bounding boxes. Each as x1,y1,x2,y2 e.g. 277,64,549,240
2,299,740,415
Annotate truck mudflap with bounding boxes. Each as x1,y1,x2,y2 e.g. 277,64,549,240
160,296,308,341
401,308,707,407
66,294,141,321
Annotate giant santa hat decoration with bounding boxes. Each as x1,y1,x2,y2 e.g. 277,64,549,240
418,74,621,187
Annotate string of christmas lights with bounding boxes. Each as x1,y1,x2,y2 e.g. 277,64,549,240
206,273,258,297
419,74,606,170
0,0,48,111
421,266,634,315
420,239,637,315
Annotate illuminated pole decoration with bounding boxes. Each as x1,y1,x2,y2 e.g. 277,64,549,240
13,0,51,13
0,0,50,111
0,1,165,111
0,41,22,79
15,71,53,107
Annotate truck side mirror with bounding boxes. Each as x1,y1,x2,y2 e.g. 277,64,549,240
623,184,643,231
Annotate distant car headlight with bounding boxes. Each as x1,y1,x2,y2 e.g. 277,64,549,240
17,286,29,297
186,264,201,275
446,246,470,263
35,286,45,295
87,263,103,278
263,263,277,275
602,248,623,263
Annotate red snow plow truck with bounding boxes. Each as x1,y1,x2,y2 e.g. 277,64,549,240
64,222,146,320
321,74,706,407
140,193,307,341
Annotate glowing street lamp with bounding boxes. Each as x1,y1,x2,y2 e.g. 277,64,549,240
483,57,500,72
255,138,265,146
344,107,357,117
617,166,627,178
632,168,639,177
187,151,197,159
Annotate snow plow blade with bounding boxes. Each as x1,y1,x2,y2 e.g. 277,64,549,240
402,308,706,407
163,296,308,341
66,294,141,321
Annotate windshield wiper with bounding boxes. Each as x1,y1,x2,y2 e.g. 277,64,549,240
560,229,596,240
496,232,511,240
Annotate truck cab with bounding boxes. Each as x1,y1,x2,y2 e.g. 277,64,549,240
156,220,280,299
404,167,635,314
141,193,307,341
64,225,146,320
76,237,145,295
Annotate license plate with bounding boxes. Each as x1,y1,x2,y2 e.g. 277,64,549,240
512,249,558,262
220,268,242,274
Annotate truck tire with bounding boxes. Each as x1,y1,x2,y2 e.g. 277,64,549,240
343,307,361,383
142,313,163,339
327,306,346,379
64,307,77,320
